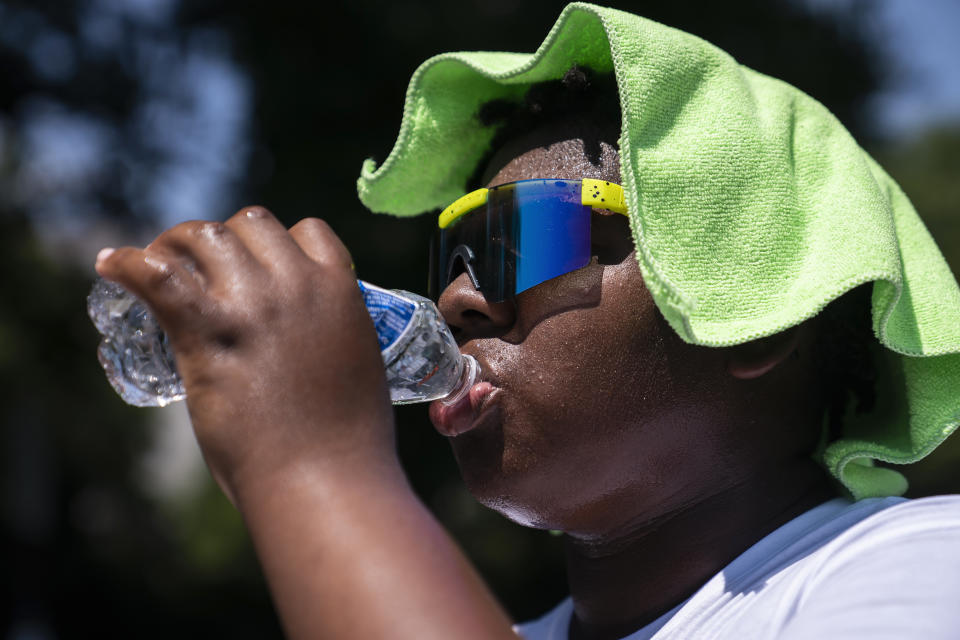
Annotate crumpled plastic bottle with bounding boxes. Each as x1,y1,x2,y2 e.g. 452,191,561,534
87,278,479,408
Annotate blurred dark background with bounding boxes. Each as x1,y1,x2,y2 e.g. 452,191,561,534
1,0,958,637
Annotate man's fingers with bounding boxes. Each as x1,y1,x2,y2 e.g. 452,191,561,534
152,220,259,290
224,206,309,271
288,218,354,271
93,212,354,341
95,244,204,322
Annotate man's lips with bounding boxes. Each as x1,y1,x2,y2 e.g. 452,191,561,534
429,380,499,437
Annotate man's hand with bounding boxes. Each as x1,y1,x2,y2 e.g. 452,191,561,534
95,206,515,639
95,206,395,502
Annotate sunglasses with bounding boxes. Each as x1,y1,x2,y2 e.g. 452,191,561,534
428,178,629,302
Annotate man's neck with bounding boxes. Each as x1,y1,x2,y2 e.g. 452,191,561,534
563,461,836,640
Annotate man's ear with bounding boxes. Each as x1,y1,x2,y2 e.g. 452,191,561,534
725,325,805,380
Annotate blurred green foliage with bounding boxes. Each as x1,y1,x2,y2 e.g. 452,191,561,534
874,126,960,275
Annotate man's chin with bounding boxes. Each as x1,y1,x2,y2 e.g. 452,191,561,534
456,465,564,530
447,408,568,528
474,492,556,529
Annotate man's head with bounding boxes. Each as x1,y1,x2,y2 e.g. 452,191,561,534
429,79,834,535
364,4,960,503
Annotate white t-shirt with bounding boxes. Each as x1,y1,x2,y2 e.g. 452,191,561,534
516,495,960,640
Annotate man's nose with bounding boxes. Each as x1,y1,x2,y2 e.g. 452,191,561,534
437,271,516,343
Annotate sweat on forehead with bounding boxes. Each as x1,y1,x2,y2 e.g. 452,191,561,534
482,120,622,188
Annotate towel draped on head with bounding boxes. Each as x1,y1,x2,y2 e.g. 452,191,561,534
357,2,960,500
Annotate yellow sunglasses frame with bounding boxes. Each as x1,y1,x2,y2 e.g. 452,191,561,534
437,179,628,229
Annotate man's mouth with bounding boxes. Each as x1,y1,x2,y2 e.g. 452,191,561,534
429,374,500,437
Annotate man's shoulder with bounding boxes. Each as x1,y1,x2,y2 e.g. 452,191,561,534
766,495,960,639
806,494,960,572
862,493,960,522
823,494,960,548
515,497,960,640
656,495,960,639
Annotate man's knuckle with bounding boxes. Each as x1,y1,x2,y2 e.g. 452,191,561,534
144,260,176,288
301,217,331,232
290,218,330,242
198,221,227,238
237,205,273,220
177,219,206,232
161,220,199,240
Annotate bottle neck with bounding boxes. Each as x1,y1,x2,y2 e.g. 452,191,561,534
442,354,480,406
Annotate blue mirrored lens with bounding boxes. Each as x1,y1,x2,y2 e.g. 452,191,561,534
513,180,591,295
431,179,594,301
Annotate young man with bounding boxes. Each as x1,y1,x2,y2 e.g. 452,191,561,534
96,4,960,639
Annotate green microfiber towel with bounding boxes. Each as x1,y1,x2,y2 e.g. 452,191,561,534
357,3,960,500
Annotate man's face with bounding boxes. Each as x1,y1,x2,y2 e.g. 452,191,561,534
429,120,816,537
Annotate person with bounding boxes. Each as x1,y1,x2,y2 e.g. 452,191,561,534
95,4,960,639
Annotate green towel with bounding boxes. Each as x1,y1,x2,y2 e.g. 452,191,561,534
357,2,960,500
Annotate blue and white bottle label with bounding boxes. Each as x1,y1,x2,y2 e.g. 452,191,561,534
357,280,417,351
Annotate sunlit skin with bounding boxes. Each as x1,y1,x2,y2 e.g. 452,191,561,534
94,116,836,640
432,117,838,639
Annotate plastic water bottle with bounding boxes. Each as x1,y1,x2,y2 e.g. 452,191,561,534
87,278,479,408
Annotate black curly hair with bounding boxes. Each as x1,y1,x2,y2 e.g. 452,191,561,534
471,66,877,438
467,66,621,191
